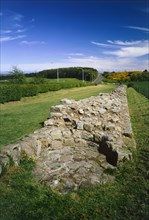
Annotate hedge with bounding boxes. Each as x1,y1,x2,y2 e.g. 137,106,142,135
0,85,22,103
21,85,38,97
0,82,92,103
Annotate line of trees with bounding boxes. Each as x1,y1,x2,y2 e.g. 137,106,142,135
27,67,98,81
0,67,99,82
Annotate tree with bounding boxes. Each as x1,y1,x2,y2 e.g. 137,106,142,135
10,66,26,84
143,69,148,72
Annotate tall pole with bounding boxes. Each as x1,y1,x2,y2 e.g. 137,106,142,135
57,68,59,83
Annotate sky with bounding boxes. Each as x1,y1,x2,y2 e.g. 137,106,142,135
0,0,149,73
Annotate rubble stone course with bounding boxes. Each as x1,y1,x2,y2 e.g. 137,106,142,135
0,85,136,193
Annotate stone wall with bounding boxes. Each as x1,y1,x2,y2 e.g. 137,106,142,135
0,85,136,193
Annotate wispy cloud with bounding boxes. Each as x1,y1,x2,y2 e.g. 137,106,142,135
91,39,149,58
14,23,23,28
1,28,26,34
1,29,12,34
107,40,142,46
15,29,26,33
125,26,149,32
20,40,46,45
0,35,26,42
13,13,24,21
91,40,147,48
91,41,112,47
65,53,84,56
0,12,3,16
1,11,37,45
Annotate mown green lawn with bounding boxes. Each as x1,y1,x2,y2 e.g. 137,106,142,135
0,87,149,220
1,77,84,84
43,78,84,83
0,83,115,147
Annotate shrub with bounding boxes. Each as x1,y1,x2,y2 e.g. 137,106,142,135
48,84,62,91
0,84,22,103
21,84,38,97
37,84,50,93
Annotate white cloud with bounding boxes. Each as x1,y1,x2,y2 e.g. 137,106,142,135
91,41,112,47
104,46,148,58
14,23,23,28
103,40,149,58
20,40,46,45
107,40,142,46
92,40,147,47
65,53,84,56
0,35,26,42
15,29,26,33
91,39,149,58
125,26,149,32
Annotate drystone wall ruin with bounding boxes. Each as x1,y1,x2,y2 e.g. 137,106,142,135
0,85,136,193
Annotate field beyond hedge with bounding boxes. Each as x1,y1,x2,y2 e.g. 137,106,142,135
0,87,148,220
0,83,115,147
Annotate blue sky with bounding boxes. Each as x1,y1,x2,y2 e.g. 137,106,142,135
0,0,149,73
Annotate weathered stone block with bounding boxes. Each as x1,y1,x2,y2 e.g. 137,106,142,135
51,130,62,140
63,138,75,146
77,121,84,130
62,130,72,138
50,141,63,149
51,105,63,112
98,108,107,114
44,119,55,126
60,99,74,105
83,123,94,132
50,112,63,118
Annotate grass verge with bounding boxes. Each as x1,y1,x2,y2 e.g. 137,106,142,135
0,87,148,220
127,81,149,99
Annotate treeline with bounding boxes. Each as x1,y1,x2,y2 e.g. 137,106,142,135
103,70,149,81
0,67,98,81
32,67,98,81
0,81,91,103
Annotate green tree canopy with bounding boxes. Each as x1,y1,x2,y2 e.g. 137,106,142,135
10,66,26,84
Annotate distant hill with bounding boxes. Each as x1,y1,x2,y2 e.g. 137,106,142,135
0,71,9,75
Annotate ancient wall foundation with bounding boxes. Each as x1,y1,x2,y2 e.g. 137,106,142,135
0,85,136,193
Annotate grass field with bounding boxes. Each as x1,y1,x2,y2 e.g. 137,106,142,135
24,77,84,84
0,83,115,147
0,87,148,220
